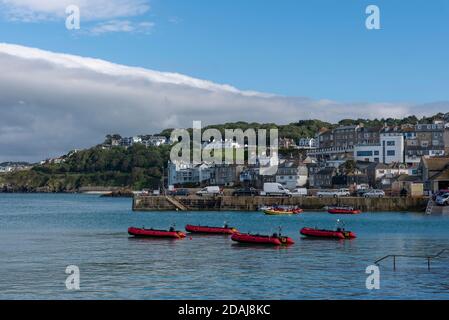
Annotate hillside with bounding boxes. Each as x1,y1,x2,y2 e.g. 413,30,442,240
1,144,171,192
1,113,447,192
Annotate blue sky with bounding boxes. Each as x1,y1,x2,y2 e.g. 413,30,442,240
0,0,448,104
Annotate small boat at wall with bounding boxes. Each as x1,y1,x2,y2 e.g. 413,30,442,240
263,206,303,215
185,224,238,235
300,227,356,240
231,232,295,246
328,206,362,215
128,227,186,239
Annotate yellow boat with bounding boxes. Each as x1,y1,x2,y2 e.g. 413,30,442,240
264,208,303,215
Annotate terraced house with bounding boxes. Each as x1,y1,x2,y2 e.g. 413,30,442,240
405,123,446,163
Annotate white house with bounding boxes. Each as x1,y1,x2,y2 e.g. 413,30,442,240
0,166,11,173
298,138,317,149
354,144,382,163
203,139,243,150
275,160,308,189
375,163,411,181
380,131,405,163
167,161,211,186
144,136,168,147
354,130,404,164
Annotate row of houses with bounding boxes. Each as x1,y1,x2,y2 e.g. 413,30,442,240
168,152,449,196
168,158,311,189
309,121,449,164
167,115,449,195
104,135,170,148
277,137,318,150
0,162,32,173
307,156,449,195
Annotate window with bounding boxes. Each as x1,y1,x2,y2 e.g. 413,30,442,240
374,151,380,156
387,141,395,146
387,150,395,156
357,151,373,157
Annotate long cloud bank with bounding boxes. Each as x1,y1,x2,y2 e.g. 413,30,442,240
0,43,448,162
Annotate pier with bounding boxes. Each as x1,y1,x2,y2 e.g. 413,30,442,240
133,195,429,212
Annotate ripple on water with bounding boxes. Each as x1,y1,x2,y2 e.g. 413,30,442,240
1,193,449,299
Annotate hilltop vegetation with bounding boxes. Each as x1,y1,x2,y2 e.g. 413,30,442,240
159,119,334,141
1,144,171,192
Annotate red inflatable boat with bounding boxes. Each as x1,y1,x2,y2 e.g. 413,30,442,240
231,233,295,246
128,227,186,239
185,224,238,235
300,227,356,240
328,207,361,215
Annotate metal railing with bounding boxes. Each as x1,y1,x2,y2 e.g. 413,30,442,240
375,249,449,271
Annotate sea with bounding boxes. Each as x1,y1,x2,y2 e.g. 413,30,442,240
0,193,448,300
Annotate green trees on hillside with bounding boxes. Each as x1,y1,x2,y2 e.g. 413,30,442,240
15,144,173,191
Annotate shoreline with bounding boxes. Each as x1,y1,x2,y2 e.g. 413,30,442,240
2,192,447,214
133,195,430,213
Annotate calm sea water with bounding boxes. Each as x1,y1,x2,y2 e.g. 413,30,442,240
0,193,448,300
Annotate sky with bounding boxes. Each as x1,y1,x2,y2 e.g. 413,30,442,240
0,0,448,162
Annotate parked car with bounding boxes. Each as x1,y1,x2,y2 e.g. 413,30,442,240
363,190,385,198
196,186,222,196
317,188,350,198
432,189,449,201
232,188,259,197
262,183,292,197
291,188,308,197
168,188,190,196
436,193,449,206
356,189,370,197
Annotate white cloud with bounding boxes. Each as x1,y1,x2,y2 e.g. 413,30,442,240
0,0,150,21
0,43,447,162
89,20,154,35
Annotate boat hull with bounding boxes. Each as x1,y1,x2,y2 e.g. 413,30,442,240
328,209,361,215
264,209,303,215
231,233,294,245
128,227,186,239
185,225,238,234
300,227,356,240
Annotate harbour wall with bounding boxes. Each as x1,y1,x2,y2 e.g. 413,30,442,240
133,195,429,212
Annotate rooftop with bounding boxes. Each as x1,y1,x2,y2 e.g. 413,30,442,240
422,157,449,171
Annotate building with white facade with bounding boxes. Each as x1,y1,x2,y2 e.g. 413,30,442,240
354,144,382,163
203,139,243,150
298,138,317,149
167,161,211,186
144,136,168,147
354,128,404,164
380,130,405,163
275,160,308,189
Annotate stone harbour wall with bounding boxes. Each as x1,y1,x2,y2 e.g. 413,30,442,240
133,195,429,212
